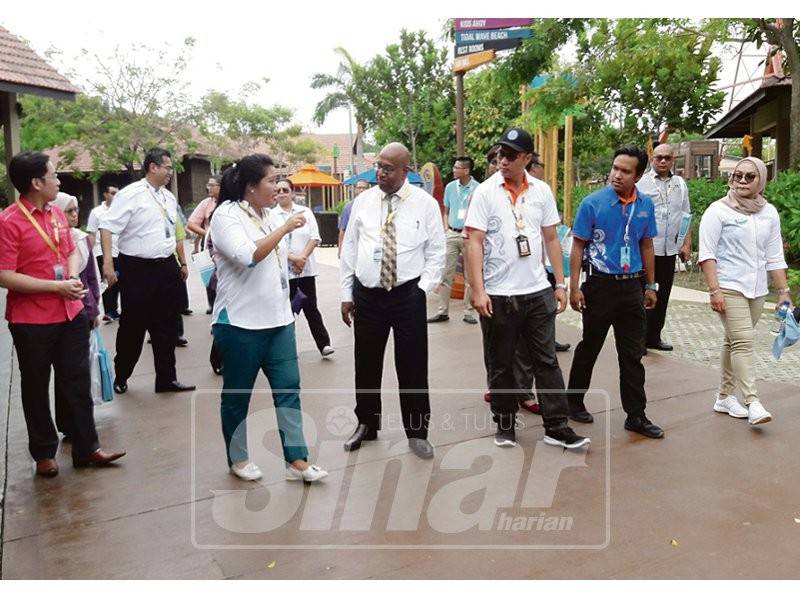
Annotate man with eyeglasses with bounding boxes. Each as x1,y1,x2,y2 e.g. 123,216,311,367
98,148,195,395
465,128,589,450
636,144,691,352
340,143,445,459
87,185,120,321
428,156,479,325
0,151,125,476
526,153,545,180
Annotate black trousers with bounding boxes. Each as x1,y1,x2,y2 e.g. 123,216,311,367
9,311,100,461
646,254,676,345
567,276,647,418
289,276,331,352
352,278,430,439
480,289,569,430
97,256,120,316
115,254,182,388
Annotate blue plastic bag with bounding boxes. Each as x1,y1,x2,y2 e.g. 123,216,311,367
93,329,114,402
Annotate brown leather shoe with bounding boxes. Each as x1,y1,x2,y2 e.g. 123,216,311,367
36,458,59,477
73,448,126,468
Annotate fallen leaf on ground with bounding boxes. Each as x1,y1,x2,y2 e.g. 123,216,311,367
794,518,800,524
267,561,276,569
670,539,679,547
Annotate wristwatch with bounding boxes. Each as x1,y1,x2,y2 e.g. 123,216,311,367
644,282,659,292
555,282,568,290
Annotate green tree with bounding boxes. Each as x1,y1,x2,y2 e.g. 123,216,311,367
576,19,726,143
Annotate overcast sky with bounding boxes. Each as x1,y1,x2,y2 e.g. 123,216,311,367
1,2,788,137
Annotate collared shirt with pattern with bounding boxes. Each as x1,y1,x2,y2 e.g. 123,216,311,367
636,169,690,256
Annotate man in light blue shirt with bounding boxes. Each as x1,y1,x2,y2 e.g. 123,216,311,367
428,156,480,324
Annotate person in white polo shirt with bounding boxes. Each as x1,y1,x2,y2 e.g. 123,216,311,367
698,156,789,425
464,128,589,450
340,142,445,459
98,148,194,395
209,153,328,482
86,185,120,320
271,177,333,358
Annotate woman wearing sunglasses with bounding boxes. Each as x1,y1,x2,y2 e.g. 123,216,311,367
271,178,334,358
698,157,790,425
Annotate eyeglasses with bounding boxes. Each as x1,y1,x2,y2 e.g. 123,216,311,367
276,188,292,194
206,183,219,189
498,148,520,161
653,155,674,162
374,162,398,174
532,161,544,168
732,171,757,183
64,207,78,214
38,174,60,182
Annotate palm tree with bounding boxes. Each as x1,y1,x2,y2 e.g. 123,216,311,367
310,47,367,173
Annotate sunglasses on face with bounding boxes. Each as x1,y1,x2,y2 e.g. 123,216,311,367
732,171,757,183
276,188,292,194
498,148,520,161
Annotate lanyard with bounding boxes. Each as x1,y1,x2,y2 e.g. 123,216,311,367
622,198,637,246
16,200,61,259
276,206,301,245
503,187,527,233
237,202,280,258
147,186,175,237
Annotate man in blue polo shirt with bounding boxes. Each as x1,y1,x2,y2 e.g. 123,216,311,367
428,156,479,324
566,146,664,439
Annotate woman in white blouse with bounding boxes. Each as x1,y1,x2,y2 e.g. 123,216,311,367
271,178,333,357
209,154,328,482
698,157,790,425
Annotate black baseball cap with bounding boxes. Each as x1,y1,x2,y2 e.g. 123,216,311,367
497,128,534,153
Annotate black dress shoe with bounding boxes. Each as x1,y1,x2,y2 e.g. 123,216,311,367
408,438,434,459
113,380,128,394
569,410,594,423
555,341,571,352
181,309,193,316
646,341,673,351
624,415,664,438
176,336,189,347
344,424,377,451
155,381,196,393
426,314,449,323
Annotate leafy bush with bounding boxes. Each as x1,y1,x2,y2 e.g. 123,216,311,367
686,177,729,248
765,170,800,262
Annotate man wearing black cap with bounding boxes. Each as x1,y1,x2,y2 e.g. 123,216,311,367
464,128,588,450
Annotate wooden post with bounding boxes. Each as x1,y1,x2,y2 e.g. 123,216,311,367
563,115,574,226
548,126,559,197
1,92,22,203
455,72,465,156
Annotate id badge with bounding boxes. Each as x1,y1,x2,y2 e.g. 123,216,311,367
373,247,383,263
165,223,172,238
620,246,631,272
457,207,467,221
516,235,531,257
53,264,65,281
280,272,288,291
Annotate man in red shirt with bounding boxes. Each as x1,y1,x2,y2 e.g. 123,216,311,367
0,151,125,477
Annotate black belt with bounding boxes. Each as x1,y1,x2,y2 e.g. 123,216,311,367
589,271,643,281
449,227,463,233
119,253,175,264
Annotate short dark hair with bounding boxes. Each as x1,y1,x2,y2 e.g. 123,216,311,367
8,151,50,194
613,146,648,177
103,184,118,194
526,152,543,171
209,173,222,185
219,154,275,202
143,147,172,175
455,156,474,173
486,145,500,162
276,177,294,191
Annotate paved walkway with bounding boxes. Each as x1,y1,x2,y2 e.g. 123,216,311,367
1,251,799,579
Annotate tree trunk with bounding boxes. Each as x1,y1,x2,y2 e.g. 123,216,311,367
764,18,800,170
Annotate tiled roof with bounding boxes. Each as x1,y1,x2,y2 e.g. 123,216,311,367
0,25,79,96
300,133,372,175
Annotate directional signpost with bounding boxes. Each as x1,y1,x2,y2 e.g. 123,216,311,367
452,18,533,154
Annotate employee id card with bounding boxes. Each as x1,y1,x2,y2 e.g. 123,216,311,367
53,264,65,280
620,246,631,272
516,235,531,257
457,207,467,221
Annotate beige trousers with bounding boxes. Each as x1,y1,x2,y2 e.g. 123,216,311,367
436,229,474,317
718,289,766,405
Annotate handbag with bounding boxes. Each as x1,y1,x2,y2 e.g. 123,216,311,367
94,329,114,403
192,234,216,288
89,329,103,405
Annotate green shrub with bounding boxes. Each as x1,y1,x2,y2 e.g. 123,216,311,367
765,170,800,262
686,178,729,248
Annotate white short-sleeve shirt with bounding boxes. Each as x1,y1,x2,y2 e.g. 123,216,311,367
270,202,321,279
209,200,293,330
464,171,559,296
86,203,119,258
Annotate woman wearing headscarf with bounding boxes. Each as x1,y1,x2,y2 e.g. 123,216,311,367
51,192,102,439
209,154,328,482
271,178,333,357
698,157,790,425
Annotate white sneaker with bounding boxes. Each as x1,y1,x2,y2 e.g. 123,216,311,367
230,461,263,481
747,400,772,425
321,346,335,357
286,464,329,482
713,394,748,418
